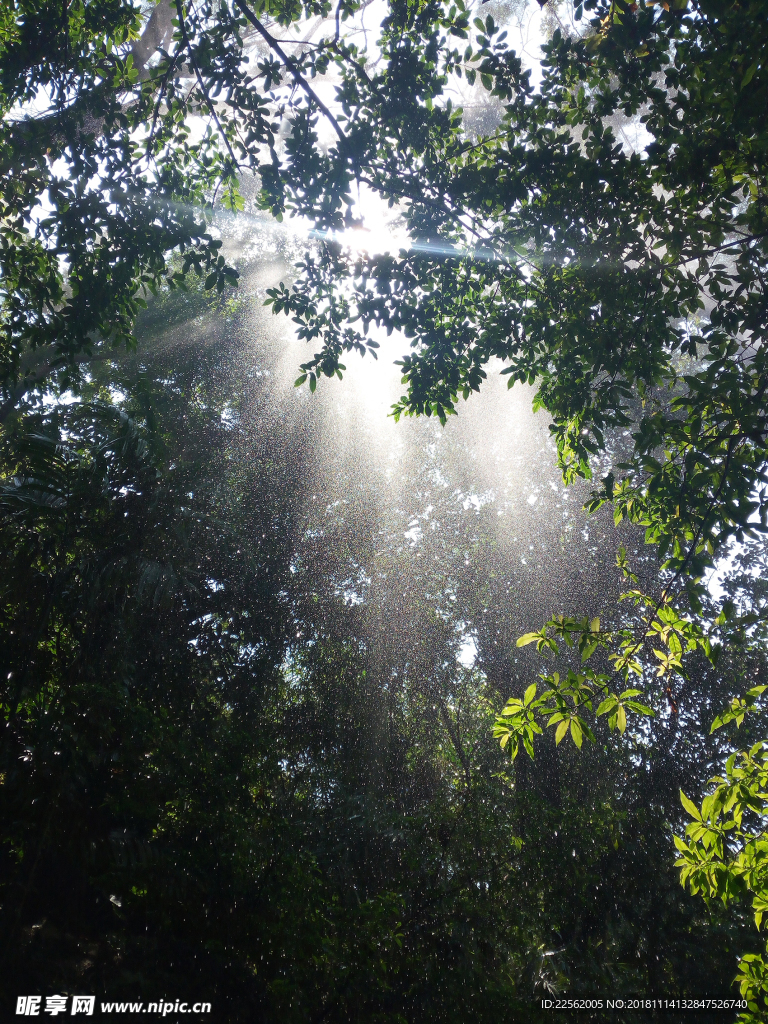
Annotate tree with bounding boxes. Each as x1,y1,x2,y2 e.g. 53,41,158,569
3,0,766,685
1,279,753,1020
3,0,768,1010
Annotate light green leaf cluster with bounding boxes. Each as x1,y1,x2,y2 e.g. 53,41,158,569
676,699,768,1021
493,667,654,759
492,543,732,760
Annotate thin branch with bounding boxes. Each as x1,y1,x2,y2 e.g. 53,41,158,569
326,37,373,85
146,49,182,157
678,231,768,267
174,0,240,171
232,0,348,149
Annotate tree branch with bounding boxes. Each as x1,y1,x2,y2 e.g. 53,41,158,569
130,0,174,80
232,0,349,149
0,349,115,425
174,0,240,171
678,231,768,267
2,1,175,168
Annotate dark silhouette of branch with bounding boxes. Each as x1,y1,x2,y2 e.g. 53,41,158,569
174,0,240,171
232,0,348,149
2,2,174,168
0,349,115,425
679,231,768,266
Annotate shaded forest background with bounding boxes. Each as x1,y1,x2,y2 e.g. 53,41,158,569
2,238,765,1022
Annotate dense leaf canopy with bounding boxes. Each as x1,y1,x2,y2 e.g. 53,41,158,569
3,0,768,606
1,291,759,1019
3,0,768,1017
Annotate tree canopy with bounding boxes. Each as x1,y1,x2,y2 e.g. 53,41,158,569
1,282,759,1020
3,0,767,609
3,0,768,1016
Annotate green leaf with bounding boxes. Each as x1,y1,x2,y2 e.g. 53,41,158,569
581,640,598,662
741,62,758,89
624,701,655,717
680,790,702,822
596,696,617,716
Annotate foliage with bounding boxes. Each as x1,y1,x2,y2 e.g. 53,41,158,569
4,0,768,627
265,0,768,627
492,545,723,754
2,0,766,672
4,0,768,1010
675,689,768,1022
0,303,753,1017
